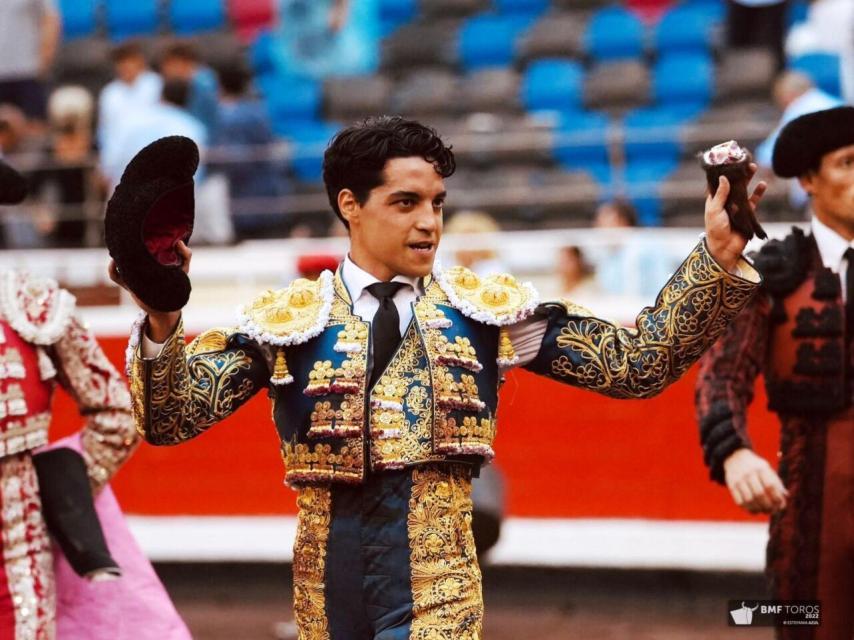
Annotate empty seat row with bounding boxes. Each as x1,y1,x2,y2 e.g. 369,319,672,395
382,3,723,73
321,45,775,128
58,0,274,42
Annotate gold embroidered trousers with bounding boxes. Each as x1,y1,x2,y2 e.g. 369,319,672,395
292,463,483,640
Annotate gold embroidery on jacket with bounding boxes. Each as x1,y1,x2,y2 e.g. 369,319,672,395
416,284,495,462
408,465,483,639
368,322,433,470
292,486,331,640
282,440,364,486
187,327,231,356
303,318,368,440
133,321,259,444
545,241,758,399
434,416,496,457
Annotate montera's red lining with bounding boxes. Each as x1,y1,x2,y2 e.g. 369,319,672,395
142,181,194,266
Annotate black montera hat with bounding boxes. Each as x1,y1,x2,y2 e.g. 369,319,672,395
104,136,198,312
0,158,27,204
772,106,854,178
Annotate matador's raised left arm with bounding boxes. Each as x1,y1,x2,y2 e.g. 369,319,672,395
522,239,761,398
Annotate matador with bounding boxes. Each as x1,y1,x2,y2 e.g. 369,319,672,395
116,117,765,639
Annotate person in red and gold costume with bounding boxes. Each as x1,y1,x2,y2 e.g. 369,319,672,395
0,270,136,638
0,157,190,639
696,106,854,640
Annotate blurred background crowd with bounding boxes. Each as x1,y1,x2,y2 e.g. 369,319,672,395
0,0,851,265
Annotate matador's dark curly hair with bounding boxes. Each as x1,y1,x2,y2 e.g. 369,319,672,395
322,116,455,228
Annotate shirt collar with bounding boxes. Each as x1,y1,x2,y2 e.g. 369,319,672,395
811,215,854,273
341,254,423,302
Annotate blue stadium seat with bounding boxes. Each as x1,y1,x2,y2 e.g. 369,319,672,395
495,0,549,18
170,0,226,35
249,30,277,77
654,6,713,55
624,161,677,225
288,122,340,182
787,0,808,27
552,110,610,173
652,53,713,110
459,14,531,71
676,0,725,24
623,106,692,165
380,0,416,36
791,53,842,97
265,78,323,135
521,59,583,112
105,0,159,39
583,7,645,62
586,164,615,194
59,0,99,40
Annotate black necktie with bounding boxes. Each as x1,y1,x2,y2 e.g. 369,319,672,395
366,282,405,388
845,249,853,385
845,248,854,337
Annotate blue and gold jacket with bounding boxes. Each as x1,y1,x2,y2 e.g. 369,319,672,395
128,240,760,487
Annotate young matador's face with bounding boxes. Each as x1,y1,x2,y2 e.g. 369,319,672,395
800,143,854,237
342,156,446,281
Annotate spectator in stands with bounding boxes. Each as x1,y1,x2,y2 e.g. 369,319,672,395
274,0,379,78
755,71,843,208
212,63,287,240
100,79,206,188
102,79,235,245
0,106,28,157
160,41,220,140
557,245,599,303
0,104,47,248
594,199,637,229
29,86,97,247
785,0,854,59
785,0,854,103
443,210,505,275
0,0,60,128
97,42,162,150
591,200,681,298
726,0,789,71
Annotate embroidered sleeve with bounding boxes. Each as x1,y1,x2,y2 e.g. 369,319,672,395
695,293,771,484
128,319,270,445
51,316,139,489
523,240,761,401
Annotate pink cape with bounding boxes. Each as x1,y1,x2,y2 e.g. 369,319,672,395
49,435,191,640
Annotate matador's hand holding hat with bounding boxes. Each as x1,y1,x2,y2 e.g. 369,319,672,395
104,136,198,313
0,157,28,205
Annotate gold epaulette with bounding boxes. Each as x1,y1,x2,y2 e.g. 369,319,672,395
237,270,333,347
187,327,234,356
435,264,539,326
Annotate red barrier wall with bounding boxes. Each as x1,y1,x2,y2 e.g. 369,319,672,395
51,336,779,522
